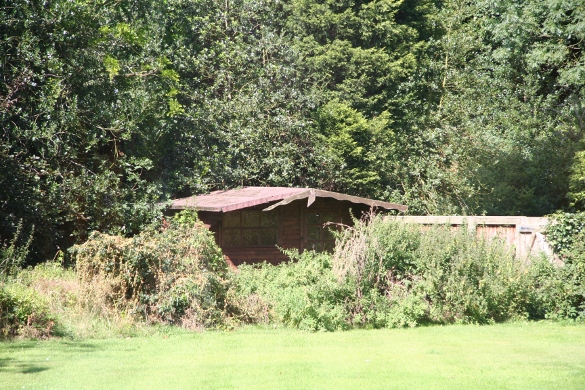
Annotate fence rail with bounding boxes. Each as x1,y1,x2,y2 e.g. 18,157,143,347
388,216,554,260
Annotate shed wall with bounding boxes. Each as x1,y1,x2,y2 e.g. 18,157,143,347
199,198,372,266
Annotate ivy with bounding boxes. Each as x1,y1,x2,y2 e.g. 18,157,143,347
545,212,585,256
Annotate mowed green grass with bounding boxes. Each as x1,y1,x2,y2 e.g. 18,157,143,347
1,322,585,389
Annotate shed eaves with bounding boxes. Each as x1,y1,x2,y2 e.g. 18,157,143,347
169,187,308,212
168,187,407,213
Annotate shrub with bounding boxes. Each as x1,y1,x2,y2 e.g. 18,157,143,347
539,213,585,320
545,212,585,256
333,216,537,326
535,229,585,320
234,250,351,331
0,284,56,339
0,227,60,339
414,226,535,323
1,221,34,278
332,215,423,327
69,212,232,329
235,216,545,330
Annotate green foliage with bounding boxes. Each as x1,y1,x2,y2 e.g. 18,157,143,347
413,226,535,323
541,212,585,319
2,216,584,338
333,217,537,325
0,284,56,339
0,221,34,278
531,253,585,321
317,100,396,196
0,0,174,261
3,0,585,266
235,218,550,330
172,210,200,227
421,0,585,215
234,251,351,331
545,212,585,255
285,0,437,115
569,148,585,210
69,221,230,328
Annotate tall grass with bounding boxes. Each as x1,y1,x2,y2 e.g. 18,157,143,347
2,260,142,339
1,212,238,339
234,215,565,330
2,214,583,339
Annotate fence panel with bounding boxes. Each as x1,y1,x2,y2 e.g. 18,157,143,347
389,216,554,260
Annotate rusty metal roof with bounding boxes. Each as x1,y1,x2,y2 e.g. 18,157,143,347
168,187,407,213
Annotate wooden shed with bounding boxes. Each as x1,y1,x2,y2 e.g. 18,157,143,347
167,187,407,267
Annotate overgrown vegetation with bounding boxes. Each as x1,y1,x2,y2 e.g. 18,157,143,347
541,212,585,320
70,217,230,329
0,222,51,339
2,0,585,341
233,217,560,331
1,214,584,339
1,212,234,338
0,284,56,339
0,221,33,278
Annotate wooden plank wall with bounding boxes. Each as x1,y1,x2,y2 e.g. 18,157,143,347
200,199,370,267
220,200,369,266
211,202,303,267
279,201,302,252
390,216,555,260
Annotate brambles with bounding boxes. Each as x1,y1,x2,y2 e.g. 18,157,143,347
2,216,584,339
234,217,574,330
70,213,231,329
0,285,56,339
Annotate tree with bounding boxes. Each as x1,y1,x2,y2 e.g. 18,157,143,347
421,0,585,215
1,0,178,261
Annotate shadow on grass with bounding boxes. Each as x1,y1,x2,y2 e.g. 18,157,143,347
1,339,100,353
0,340,39,351
0,339,102,376
0,357,49,374
20,365,50,374
58,340,102,353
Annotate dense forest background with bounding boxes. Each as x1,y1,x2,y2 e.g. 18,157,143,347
1,0,584,263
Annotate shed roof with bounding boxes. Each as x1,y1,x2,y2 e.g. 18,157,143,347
168,187,407,213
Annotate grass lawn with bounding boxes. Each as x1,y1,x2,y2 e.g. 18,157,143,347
1,321,584,389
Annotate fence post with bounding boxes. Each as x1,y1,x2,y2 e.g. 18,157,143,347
467,216,477,234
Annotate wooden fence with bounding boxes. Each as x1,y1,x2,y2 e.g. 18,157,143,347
389,216,554,260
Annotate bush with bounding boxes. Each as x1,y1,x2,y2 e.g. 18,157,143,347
545,212,585,256
4,212,582,338
233,250,351,331
0,284,56,339
535,230,585,321
334,216,538,325
415,226,536,323
235,216,546,330
1,225,59,339
539,213,585,320
332,216,424,327
69,212,232,329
